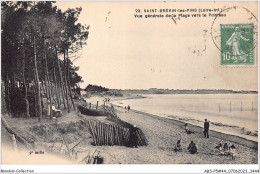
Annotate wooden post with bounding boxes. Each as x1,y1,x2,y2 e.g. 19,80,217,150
47,103,51,116
94,122,98,146
106,124,109,145
108,125,111,146
89,102,91,109
112,125,115,146
112,125,115,145
104,124,107,145
103,123,106,145
95,122,99,146
126,128,130,143
103,124,106,145
115,126,119,145
98,122,101,146
100,123,103,145
101,123,104,145
96,101,98,110
89,121,97,146
110,125,113,146
11,134,18,151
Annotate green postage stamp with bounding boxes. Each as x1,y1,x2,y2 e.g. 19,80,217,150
221,24,255,66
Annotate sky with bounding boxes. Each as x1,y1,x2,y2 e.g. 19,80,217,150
55,1,258,91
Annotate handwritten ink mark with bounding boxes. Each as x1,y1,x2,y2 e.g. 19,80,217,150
171,16,180,24
171,17,177,24
105,11,111,22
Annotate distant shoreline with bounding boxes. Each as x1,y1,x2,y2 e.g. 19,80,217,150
119,89,258,95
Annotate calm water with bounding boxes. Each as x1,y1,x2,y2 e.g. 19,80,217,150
112,94,258,141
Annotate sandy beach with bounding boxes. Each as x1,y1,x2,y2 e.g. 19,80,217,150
74,95,258,164
96,104,258,164
2,95,258,164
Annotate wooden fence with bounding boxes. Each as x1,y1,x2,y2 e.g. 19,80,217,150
88,120,148,147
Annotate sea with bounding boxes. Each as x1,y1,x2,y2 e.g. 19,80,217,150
112,94,258,142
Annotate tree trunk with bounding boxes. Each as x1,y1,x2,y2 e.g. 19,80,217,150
33,70,38,117
1,81,7,114
63,51,70,113
44,77,49,99
40,82,44,115
22,51,30,118
66,49,75,110
33,35,42,121
55,45,67,110
53,62,60,109
43,40,52,120
5,73,11,113
40,79,47,98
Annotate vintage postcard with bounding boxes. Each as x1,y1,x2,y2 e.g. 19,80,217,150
1,1,258,173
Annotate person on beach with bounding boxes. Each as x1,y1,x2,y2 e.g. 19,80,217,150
204,119,209,138
125,106,127,113
174,140,182,152
127,105,130,113
223,143,230,156
187,141,197,154
215,143,222,150
229,144,236,160
223,143,228,151
52,104,63,117
130,125,138,148
184,123,192,134
215,143,225,155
